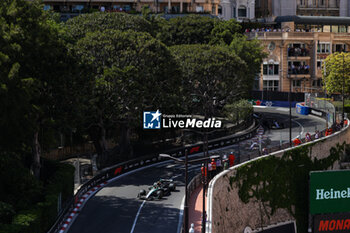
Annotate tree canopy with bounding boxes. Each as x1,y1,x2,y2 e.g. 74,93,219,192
170,44,246,116
73,29,179,160
65,12,152,41
323,52,350,95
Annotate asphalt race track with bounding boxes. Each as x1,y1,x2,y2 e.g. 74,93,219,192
67,107,326,233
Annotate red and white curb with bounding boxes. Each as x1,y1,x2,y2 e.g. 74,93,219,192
59,181,109,233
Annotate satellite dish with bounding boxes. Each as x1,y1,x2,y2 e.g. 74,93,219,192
244,226,252,233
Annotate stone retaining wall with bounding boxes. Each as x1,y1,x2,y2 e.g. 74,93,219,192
209,124,350,233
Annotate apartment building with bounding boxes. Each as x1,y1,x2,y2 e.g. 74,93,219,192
255,0,350,18
42,0,220,15
247,16,350,93
219,0,255,21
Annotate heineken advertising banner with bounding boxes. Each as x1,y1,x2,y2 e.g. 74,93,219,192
310,170,350,215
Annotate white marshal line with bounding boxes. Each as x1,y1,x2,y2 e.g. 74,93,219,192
130,200,146,233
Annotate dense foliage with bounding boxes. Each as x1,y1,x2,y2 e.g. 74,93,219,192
0,154,74,233
224,99,253,124
323,52,350,95
0,1,266,231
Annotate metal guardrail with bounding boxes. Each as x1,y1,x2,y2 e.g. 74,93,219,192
47,120,259,233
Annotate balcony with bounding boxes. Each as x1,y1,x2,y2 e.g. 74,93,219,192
288,47,310,60
288,66,310,75
245,31,315,40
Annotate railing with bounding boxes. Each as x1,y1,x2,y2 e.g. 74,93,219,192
288,68,310,75
47,119,259,233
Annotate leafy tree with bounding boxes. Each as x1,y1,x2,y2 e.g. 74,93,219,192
224,99,253,124
0,0,77,178
73,29,179,162
65,12,152,41
210,19,241,45
157,15,218,46
170,44,246,117
323,52,350,94
229,35,266,97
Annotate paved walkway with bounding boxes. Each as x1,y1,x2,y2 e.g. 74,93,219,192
188,186,206,233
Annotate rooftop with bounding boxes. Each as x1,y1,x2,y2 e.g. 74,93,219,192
275,15,350,25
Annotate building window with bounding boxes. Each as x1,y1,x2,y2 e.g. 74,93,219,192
293,80,301,88
212,6,216,14
317,43,330,53
218,5,222,14
238,5,247,17
331,25,338,33
263,64,279,76
233,7,236,18
317,60,322,69
339,25,347,33
333,44,347,53
312,79,322,87
263,80,279,91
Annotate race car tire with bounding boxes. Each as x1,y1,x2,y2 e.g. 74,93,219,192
139,189,146,196
156,190,163,199
163,188,170,196
169,183,176,191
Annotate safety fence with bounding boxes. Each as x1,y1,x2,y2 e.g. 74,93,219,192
47,120,259,233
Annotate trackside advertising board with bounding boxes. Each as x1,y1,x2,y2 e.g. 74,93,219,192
314,213,350,233
310,170,350,215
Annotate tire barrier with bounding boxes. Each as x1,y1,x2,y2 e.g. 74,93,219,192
47,120,259,233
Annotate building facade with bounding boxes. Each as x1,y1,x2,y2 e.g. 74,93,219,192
219,0,255,21
255,0,350,18
42,0,220,15
247,16,350,93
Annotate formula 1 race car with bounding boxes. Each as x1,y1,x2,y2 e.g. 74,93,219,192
137,179,176,200
262,118,285,130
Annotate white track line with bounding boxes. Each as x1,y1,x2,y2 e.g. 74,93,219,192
292,119,304,140
177,197,185,233
130,200,146,233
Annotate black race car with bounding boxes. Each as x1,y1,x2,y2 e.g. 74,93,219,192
262,118,285,129
138,179,176,200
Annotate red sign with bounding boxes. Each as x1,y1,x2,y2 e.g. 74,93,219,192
255,100,261,106
114,166,123,175
314,213,350,233
189,146,200,154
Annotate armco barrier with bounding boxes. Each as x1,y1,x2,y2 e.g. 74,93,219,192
48,120,259,233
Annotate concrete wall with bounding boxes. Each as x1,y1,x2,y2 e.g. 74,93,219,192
208,124,350,233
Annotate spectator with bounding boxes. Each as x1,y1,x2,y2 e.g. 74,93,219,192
208,162,212,180
315,130,320,139
201,163,207,181
216,158,222,172
211,159,217,176
229,153,235,167
262,148,268,155
293,137,302,146
325,128,333,136
305,132,311,142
